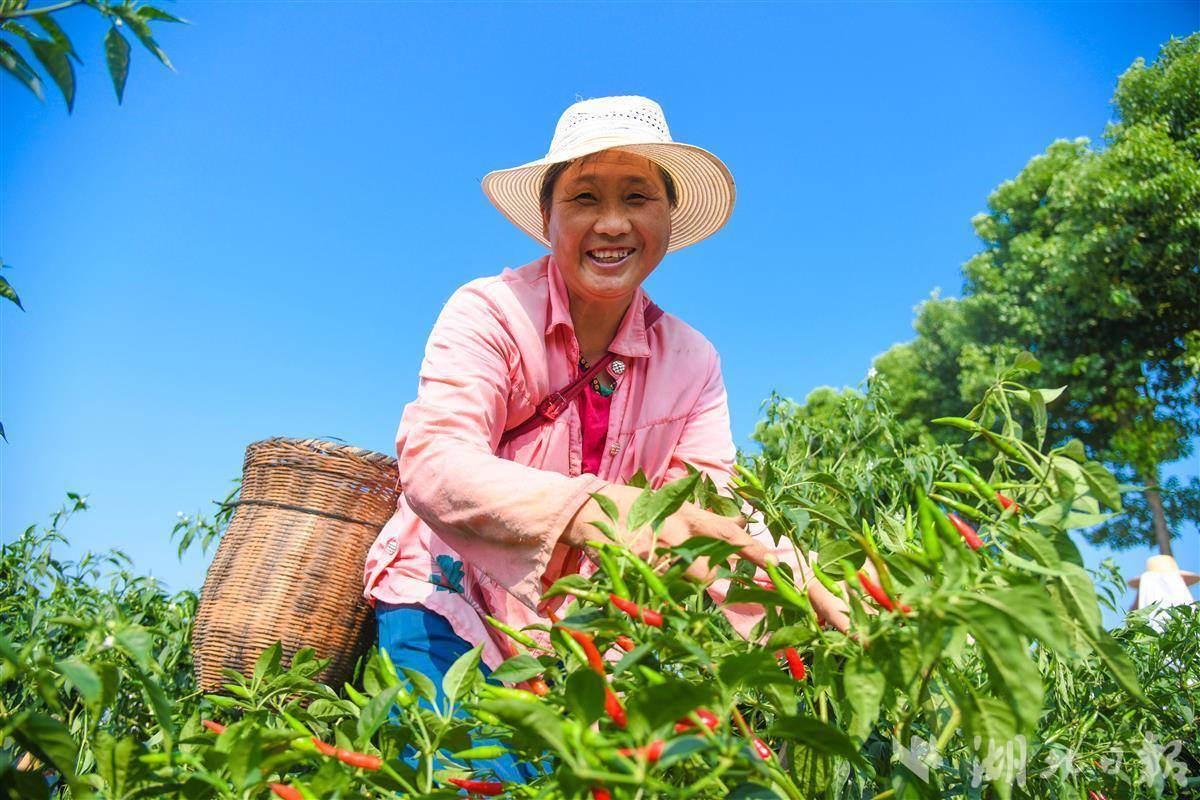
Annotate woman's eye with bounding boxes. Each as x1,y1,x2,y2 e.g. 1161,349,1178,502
572,193,596,202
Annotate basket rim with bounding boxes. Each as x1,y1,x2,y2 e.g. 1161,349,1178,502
246,437,397,468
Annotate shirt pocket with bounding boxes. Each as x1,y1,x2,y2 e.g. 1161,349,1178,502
613,415,691,486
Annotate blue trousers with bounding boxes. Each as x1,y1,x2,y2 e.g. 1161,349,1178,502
374,601,541,784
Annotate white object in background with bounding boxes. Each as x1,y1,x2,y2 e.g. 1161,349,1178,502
1129,554,1198,631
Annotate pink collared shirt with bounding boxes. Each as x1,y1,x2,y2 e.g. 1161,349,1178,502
363,253,801,669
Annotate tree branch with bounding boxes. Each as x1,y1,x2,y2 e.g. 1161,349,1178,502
2,0,85,19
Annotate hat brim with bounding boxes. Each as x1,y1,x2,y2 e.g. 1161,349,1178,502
1129,570,1200,588
481,142,735,254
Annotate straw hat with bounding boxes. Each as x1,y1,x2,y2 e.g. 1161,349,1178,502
481,95,735,253
1128,554,1200,588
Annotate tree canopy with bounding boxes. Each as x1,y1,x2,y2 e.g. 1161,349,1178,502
870,34,1200,554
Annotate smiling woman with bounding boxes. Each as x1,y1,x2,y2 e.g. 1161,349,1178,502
360,95,851,783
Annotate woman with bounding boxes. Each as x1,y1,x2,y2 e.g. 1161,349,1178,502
361,95,849,781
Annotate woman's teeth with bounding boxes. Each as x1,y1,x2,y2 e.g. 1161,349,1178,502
587,248,634,264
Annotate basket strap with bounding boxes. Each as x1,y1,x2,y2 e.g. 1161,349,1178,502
498,301,665,448
390,300,665,495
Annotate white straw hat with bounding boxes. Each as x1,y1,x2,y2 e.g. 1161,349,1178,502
481,95,736,253
1128,554,1200,588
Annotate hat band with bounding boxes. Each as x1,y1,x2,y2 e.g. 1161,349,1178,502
549,128,672,160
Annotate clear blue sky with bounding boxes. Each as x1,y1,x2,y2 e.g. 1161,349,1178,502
3,1,1196,621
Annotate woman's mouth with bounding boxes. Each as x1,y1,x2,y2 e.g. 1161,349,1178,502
586,247,636,268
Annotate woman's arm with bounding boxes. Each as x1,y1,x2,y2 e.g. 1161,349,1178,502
397,282,607,612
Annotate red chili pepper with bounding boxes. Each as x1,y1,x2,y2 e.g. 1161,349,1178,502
996,491,1020,514
781,647,806,680
729,706,775,761
335,748,382,771
615,635,636,652
618,739,666,763
311,737,339,757
526,677,550,696
674,707,721,734
201,719,226,735
269,784,302,800
604,685,627,728
610,594,640,617
857,570,900,612
609,594,664,627
948,512,985,550
449,777,505,795
567,629,607,675
591,788,612,800
1087,792,1108,800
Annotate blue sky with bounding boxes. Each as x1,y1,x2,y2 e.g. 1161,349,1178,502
3,1,1196,620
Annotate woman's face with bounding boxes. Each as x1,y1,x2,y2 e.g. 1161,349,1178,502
541,150,672,307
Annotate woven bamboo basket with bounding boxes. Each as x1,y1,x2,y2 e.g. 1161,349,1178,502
192,437,398,692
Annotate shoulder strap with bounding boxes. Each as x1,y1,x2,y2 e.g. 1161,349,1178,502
498,301,665,448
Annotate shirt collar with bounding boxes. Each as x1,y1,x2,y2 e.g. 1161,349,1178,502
545,253,653,359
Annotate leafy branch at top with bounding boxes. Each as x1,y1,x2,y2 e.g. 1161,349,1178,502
1,0,188,112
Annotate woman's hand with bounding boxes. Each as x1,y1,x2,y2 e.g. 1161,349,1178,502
562,484,877,634
562,484,772,574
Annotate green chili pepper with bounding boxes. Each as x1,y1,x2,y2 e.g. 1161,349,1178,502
451,745,511,760
953,464,1014,515
928,493,989,523
861,520,878,550
624,551,674,605
763,559,809,611
917,492,943,562
343,683,369,708
637,665,667,685
810,562,844,599
472,709,502,725
486,615,540,649
933,480,976,495
895,551,935,574
980,429,1029,463
930,416,980,432
479,685,542,703
378,645,400,680
554,626,591,667
734,463,764,491
280,710,313,735
594,548,629,599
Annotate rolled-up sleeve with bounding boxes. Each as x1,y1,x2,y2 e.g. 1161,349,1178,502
397,283,606,612
661,344,810,642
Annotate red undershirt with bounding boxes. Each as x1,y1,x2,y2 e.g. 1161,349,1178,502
578,365,613,476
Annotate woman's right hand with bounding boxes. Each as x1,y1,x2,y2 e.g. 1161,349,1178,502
562,484,771,581
562,483,857,633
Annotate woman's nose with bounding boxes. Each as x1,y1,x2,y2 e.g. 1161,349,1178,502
593,204,632,236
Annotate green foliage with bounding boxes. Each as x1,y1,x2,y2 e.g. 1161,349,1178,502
0,0,186,111
873,34,1200,553
3,361,1197,798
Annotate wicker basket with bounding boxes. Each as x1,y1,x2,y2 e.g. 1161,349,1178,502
192,437,398,692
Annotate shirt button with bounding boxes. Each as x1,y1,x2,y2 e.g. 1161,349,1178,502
385,539,398,555
609,442,621,455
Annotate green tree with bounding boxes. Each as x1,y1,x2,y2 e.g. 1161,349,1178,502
1,0,186,440
875,34,1200,555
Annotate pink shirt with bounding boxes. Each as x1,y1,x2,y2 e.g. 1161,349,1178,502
362,253,804,669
